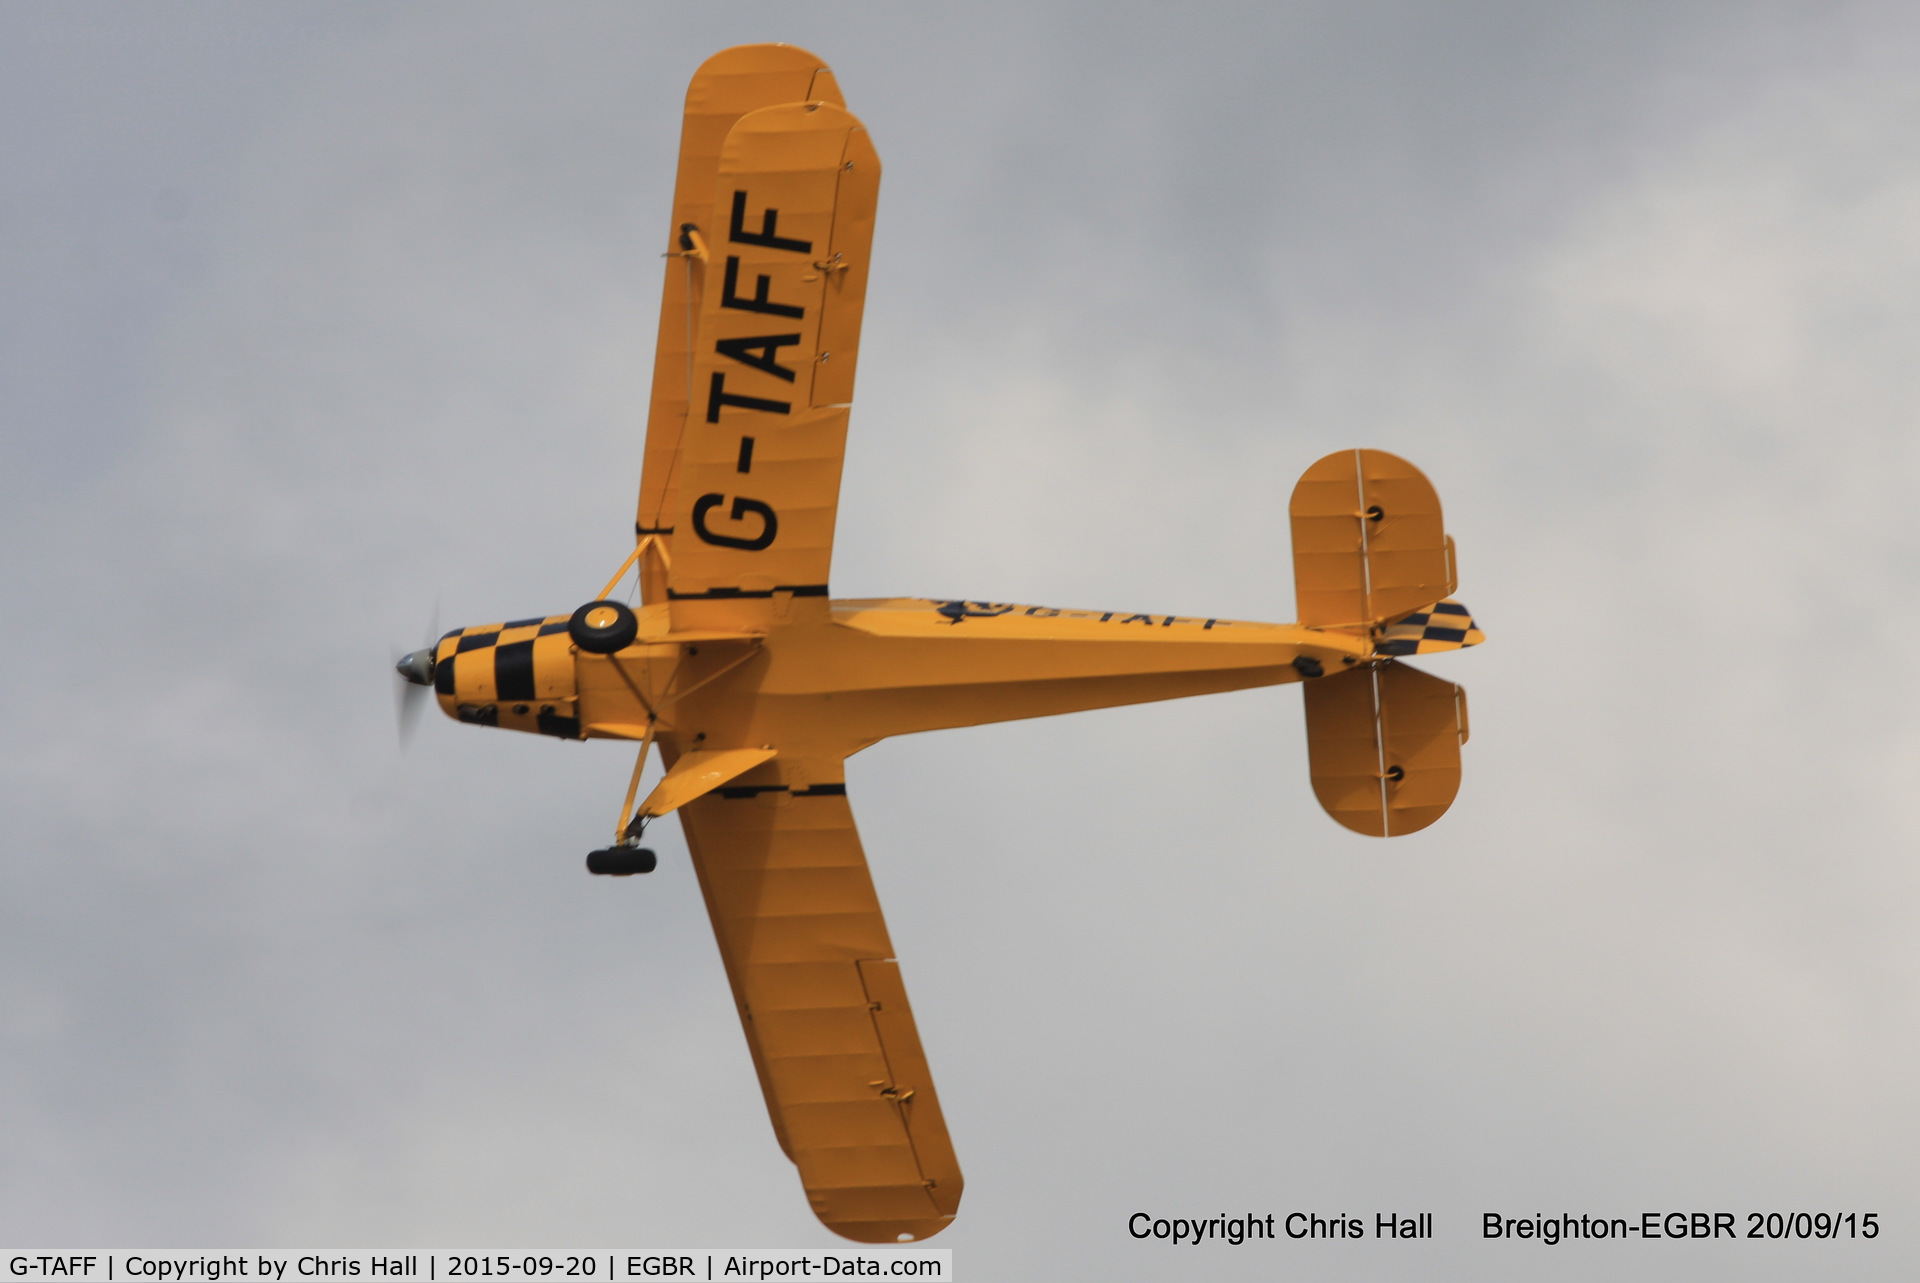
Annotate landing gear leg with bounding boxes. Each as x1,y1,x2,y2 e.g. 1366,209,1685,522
588,721,658,877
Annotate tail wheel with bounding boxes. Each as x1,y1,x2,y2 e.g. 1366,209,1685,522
569,600,638,654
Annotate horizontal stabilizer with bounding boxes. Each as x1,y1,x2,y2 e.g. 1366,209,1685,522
1290,449,1457,630
1375,599,1484,656
1302,661,1466,836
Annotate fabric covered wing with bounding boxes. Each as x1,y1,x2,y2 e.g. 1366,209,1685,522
666,101,879,614
636,45,845,557
676,768,961,1242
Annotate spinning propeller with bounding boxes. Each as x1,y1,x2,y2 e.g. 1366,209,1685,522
391,606,440,748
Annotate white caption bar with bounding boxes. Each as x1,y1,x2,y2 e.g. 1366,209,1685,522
2,1254,951,1283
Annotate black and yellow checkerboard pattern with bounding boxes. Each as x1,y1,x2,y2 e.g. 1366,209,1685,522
1375,599,1484,656
432,615,582,737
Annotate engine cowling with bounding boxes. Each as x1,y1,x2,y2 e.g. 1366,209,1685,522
432,615,583,738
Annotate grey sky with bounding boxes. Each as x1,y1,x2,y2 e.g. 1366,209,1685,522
4,4,1919,1279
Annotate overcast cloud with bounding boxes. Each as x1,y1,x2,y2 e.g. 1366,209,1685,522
4,3,1920,1279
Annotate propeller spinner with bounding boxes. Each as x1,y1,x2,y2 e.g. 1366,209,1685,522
391,606,440,747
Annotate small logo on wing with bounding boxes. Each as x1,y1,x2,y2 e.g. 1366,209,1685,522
933,600,1016,624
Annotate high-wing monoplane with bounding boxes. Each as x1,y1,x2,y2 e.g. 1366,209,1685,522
393,43,1484,1243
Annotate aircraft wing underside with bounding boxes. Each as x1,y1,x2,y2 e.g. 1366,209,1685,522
675,761,960,1243
635,45,879,621
636,46,843,547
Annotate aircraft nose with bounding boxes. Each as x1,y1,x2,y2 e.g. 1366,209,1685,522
395,649,435,686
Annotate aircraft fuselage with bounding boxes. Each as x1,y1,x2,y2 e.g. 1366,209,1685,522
433,595,1371,771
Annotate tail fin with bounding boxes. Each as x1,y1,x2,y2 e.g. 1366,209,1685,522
1375,599,1484,656
1302,660,1468,837
1290,448,1457,631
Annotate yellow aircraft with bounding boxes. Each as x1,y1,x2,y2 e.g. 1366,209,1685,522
392,43,1483,1244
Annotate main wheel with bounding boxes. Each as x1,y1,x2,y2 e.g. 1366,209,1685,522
569,599,638,654
586,847,657,876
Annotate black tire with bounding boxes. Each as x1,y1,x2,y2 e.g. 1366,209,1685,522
587,847,657,876
569,599,638,654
